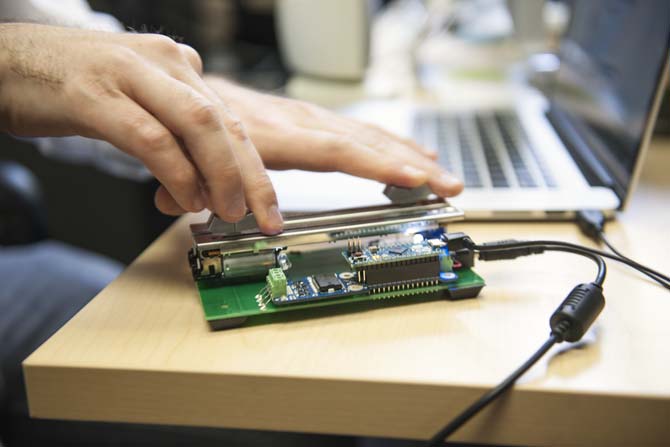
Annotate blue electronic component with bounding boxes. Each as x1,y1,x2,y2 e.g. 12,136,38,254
344,241,442,268
416,227,446,240
272,274,368,306
439,247,454,272
439,271,458,282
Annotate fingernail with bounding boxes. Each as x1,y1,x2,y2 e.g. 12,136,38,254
193,194,205,211
400,166,428,182
265,204,284,235
223,188,247,219
436,172,463,194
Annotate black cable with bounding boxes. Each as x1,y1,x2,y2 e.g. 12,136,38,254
598,232,626,258
430,225,668,444
473,239,669,290
473,240,607,286
597,232,670,287
430,229,668,444
429,236,608,446
575,210,670,288
426,333,560,447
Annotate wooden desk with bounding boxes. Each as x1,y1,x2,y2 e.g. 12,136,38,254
24,139,670,446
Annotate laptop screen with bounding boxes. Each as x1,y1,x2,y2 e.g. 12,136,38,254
547,0,670,202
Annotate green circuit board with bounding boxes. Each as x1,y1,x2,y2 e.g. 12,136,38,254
196,245,485,330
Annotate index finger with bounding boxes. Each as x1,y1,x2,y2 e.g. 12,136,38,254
125,64,246,221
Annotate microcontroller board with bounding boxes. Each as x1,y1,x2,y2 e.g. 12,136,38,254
189,187,485,330
195,236,484,330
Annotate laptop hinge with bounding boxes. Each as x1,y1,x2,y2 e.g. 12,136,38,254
545,106,619,195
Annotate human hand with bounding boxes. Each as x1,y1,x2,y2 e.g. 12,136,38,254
150,76,463,215
0,24,283,234
205,76,463,197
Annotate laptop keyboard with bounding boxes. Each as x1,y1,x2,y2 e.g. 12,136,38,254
475,115,509,187
454,118,482,187
414,110,557,188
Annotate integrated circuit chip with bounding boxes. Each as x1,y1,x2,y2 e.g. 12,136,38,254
388,247,408,256
363,258,440,285
313,273,343,292
343,240,444,288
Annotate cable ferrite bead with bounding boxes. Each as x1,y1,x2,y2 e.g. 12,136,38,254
550,282,605,342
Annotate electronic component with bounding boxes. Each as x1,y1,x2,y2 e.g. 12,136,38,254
199,258,484,328
313,273,343,292
345,241,441,267
189,249,280,280
273,274,369,306
188,191,463,281
388,247,408,256
266,268,287,299
439,248,454,272
428,238,446,248
187,186,485,329
439,272,458,282
442,232,475,268
344,240,443,289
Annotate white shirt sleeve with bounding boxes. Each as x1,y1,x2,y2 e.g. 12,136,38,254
0,0,123,31
2,0,153,181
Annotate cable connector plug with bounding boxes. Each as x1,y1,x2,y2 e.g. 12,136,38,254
477,240,545,261
576,209,606,241
442,232,477,268
550,282,605,342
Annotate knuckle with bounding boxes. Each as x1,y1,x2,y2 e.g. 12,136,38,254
206,159,242,190
224,117,248,141
219,161,243,182
133,122,173,153
170,167,196,190
247,172,274,195
188,100,222,129
144,33,181,55
179,44,203,73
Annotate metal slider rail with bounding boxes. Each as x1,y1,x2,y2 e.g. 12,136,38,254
190,198,464,255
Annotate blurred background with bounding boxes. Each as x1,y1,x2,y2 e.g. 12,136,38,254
1,0,668,264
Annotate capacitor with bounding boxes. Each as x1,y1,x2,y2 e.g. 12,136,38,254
439,247,454,272
222,252,277,279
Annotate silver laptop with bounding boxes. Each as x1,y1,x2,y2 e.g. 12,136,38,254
406,0,670,219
